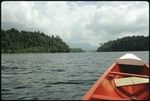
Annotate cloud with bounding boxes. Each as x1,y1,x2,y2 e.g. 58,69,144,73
1,1,149,50
85,1,149,42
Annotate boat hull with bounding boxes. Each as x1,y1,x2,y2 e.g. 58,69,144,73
82,63,149,100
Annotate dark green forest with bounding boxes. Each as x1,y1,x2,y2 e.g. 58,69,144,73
1,28,70,53
97,35,149,52
70,48,84,52
1,28,149,53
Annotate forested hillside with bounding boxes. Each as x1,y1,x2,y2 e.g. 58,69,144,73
70,48,84,52
1,28,70,53
97,35,149,52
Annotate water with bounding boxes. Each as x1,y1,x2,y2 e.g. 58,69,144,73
1,51,149,100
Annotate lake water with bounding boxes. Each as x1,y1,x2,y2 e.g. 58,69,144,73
1,51,149,100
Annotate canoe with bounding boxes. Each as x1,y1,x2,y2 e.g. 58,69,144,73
82,53,149,100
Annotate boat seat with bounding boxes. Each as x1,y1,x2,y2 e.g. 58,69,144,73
114,77,149,87
109,71,149,78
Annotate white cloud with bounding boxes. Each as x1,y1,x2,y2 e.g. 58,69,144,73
1,1,149,50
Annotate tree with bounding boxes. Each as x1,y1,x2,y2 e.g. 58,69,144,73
1,28,70,53
97,35,149,52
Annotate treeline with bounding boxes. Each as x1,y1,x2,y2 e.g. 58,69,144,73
70,48,84,52
1,28,70,53
97,35,149,52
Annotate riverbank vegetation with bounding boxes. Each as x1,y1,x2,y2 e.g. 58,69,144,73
2,28,148,53
70,48,84,52
1,28,70,53
97,35,149,52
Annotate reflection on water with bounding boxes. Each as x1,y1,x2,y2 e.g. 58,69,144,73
1,51,149,100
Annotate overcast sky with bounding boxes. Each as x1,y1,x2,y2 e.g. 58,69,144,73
1,1,149,50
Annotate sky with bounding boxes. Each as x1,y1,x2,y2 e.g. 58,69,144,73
1,1,149,50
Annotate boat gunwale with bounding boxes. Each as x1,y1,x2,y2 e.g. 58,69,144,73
82,63,149,100
82,53,149,100
82,63,117,100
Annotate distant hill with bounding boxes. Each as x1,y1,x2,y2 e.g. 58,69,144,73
1,28,70,53
97,35,149,52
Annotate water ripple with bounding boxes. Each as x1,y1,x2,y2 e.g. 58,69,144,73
49,79,97,85
51,69,65,72
14,86,28,89
1,52,148,100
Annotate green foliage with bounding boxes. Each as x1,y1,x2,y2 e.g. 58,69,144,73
70,48,84,52
1,28,70,53
97,35,149,52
